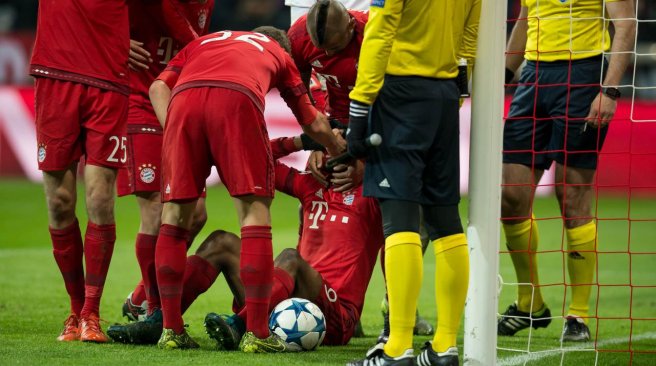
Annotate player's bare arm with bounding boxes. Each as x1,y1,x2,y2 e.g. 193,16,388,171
129,39,152,71
301,112,346,157
585,0,636,128
149,80,171,128
505,6,528,81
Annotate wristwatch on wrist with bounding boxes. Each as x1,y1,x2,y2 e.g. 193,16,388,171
604,87,621,100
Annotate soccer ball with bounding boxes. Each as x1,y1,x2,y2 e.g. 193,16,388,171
268,297,326,351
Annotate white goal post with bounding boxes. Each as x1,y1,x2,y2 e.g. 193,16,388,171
463,0,507,364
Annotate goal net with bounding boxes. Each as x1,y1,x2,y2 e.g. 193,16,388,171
465,0,656,365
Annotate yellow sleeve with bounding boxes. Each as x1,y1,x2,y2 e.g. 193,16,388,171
349,0,404,105
457,0,481,78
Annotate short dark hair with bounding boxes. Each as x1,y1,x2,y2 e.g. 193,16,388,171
253,26,291,54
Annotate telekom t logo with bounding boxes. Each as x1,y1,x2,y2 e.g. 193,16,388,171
307,201,328,229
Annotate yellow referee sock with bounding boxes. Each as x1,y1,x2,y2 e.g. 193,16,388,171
432,233,469,353
502,216,544,313
566,221,597,322
383,232,423,357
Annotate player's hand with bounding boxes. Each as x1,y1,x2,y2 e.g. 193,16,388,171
129,39,152,71
585,92,617,128
347,101,370,158
308,150,329,187
331,160,364,192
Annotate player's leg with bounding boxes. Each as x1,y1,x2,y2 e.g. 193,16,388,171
43,165,85,342
498,60,556,336
35,78,87,341
183,230,243,313
233,195,275,340
555,164,597,341
189,196,208,244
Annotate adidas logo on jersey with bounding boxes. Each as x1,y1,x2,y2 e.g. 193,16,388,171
312,59,323,68
315,189,324,199
379,178,391,188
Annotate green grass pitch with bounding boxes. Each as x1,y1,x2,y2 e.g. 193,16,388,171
0,179,654,365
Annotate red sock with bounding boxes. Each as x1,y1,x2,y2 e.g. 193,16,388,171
135,233,159,312
240,225,274,339
50,219,85,316
181,255,219,314
238,267,295,321
81,222,116,318
131,280,147,306
155,224,189,333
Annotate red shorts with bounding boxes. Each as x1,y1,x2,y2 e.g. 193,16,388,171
162,88,274,202
35,77,128,171
314,278,358,346
117,124,163,196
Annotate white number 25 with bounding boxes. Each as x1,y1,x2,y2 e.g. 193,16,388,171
107,136,127,163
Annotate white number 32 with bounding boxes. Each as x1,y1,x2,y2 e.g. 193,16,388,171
200,31,270,52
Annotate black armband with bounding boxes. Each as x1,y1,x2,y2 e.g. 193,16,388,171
300,133,324,151
505,68,515,85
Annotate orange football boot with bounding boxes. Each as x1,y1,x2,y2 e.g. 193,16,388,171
80,315,109,343
57,314,80,341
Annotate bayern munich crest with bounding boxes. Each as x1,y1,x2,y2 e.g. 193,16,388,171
138,164,156,184
343,194,355,206
37,144,46,163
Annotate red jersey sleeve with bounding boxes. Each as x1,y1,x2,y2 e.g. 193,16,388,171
156,40,194,88
270,137,299,160
288,17,312,74
278,54,317,126
275,162,320,200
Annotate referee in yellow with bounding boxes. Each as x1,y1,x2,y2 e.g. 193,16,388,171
345,0,479,365
499,0,635,342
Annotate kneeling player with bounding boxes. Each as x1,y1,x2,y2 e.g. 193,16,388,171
205,138,383,349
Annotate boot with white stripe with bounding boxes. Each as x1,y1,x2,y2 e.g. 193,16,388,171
416,342,458,366
497,302,552,336
346,342,416,366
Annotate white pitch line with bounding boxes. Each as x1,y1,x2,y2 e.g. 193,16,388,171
497,332,656,366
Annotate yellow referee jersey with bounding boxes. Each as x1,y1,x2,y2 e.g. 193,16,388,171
523,0,622,62
350,0,473,105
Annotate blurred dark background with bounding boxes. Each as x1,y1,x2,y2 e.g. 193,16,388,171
0,0,654,98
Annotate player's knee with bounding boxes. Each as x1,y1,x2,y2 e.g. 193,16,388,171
422,204,463,241
274,248,301,274
46,188,76,225
195,230,240,260
501,186,528,218
379,199,420,237
190,206,208,236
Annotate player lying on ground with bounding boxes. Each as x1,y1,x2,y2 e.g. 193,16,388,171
109,134,383,350
289,0,434,340
116,0,214,323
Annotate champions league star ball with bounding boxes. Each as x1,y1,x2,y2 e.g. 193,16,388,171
268,298,326,351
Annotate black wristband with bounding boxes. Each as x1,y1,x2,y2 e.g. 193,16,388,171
300,133,324,151
604,87,621,100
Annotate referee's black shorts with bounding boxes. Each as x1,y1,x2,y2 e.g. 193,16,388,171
363,75,461,206
504,55,609,170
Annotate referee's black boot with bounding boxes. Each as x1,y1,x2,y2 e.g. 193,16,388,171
416,342,458,366
346,343,416,366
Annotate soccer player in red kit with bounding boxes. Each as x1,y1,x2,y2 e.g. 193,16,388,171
30,0,130,343
204,136,384,349
114,0,214,326
148,26,345,350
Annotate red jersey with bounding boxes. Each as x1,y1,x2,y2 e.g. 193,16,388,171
158,31,316,125
128,0,214,126
288,10,368,124
30,0,130,95
274,161,383,319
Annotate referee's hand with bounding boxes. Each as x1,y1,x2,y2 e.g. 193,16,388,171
347,100,370,159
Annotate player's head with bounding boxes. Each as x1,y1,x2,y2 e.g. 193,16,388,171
307,0,355,56
253,26,292,54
